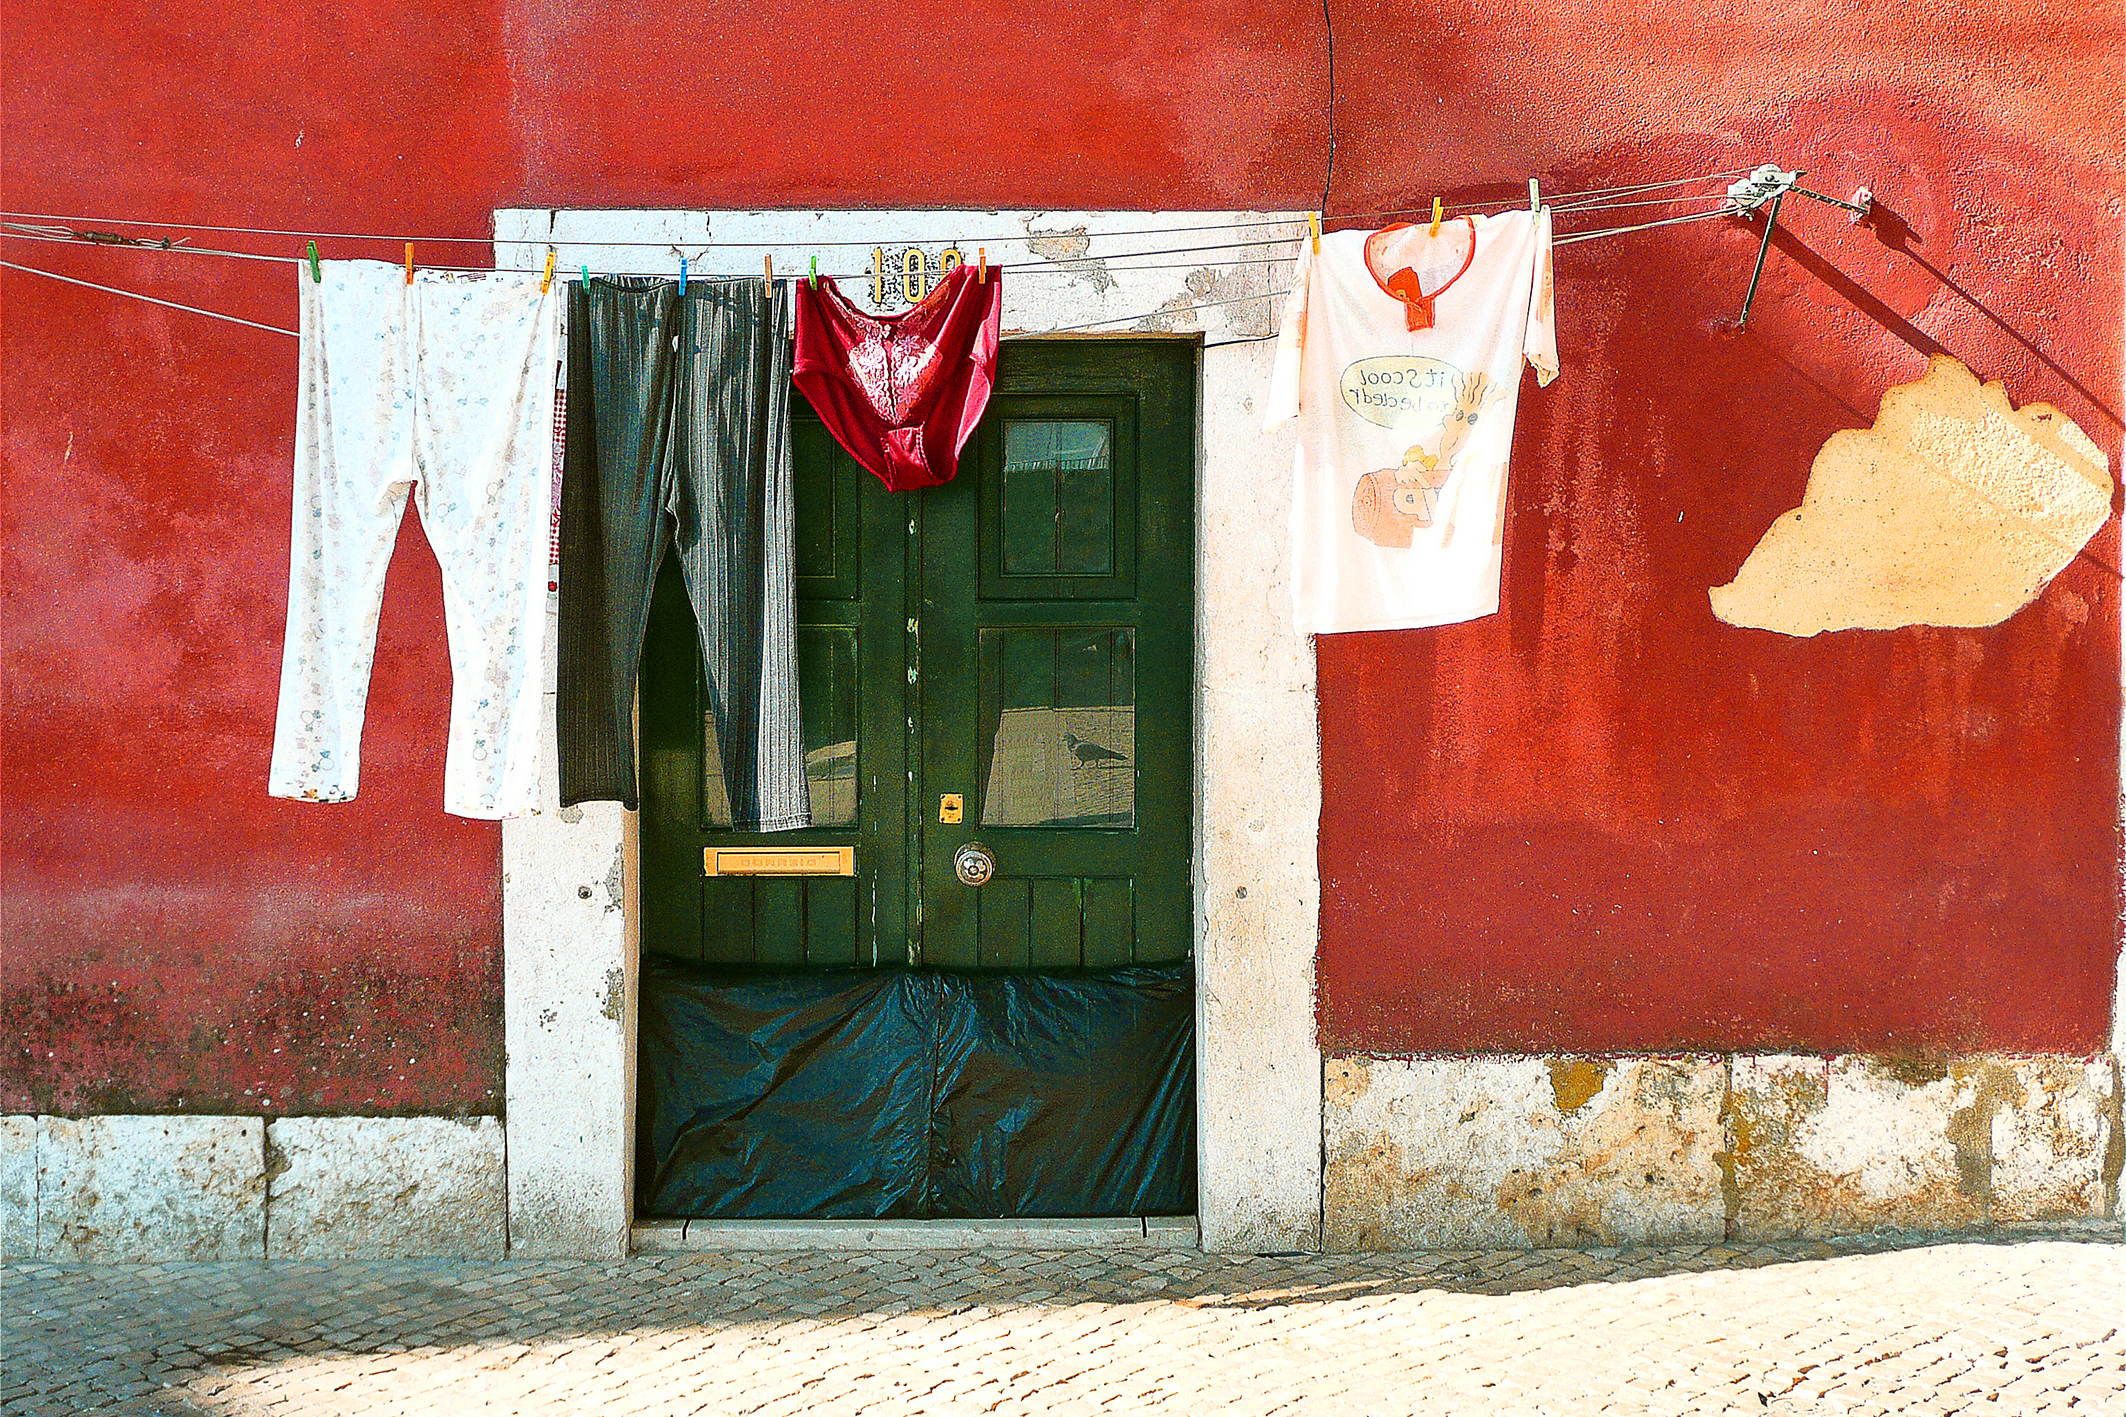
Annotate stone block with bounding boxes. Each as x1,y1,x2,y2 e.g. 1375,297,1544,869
1323,1055,1726,1249
1198,687,1322,1254
1727,1055,2023,1239
1,1116,35,1259
1976,1057,2115,1223
37,1115,264,1260
266,1116,506,1259
503,797,634,1259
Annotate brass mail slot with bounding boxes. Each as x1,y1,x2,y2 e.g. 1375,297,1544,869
705,846,855,877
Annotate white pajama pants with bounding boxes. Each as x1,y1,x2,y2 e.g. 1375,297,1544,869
270,260,560,819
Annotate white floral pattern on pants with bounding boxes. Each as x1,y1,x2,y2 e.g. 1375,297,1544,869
270,259,560,819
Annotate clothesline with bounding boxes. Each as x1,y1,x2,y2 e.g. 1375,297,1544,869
1,226,1303,282
0,201,1761,343
3,181,1733,280
1554,203,1735,245
0,224,1307,281
0,261,301,336
0,258,1293,342
0,168,1757,252
0,186,1761,293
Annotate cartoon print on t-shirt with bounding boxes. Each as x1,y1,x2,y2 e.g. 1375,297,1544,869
1350,370,1508,548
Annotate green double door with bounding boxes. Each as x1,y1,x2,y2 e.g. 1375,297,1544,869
640,341,1195,970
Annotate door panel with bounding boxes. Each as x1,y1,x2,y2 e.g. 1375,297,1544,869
642,342,1194,971
920,344,1196,969
639,405,908,966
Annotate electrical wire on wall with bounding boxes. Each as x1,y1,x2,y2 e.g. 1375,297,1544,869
1319,0,1337,218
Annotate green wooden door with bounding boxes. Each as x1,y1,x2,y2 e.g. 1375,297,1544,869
640,340,1194,969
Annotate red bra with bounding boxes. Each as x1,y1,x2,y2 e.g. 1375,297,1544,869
792,266,1002,492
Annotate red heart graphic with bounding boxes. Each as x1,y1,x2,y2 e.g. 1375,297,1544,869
1364,218,1477,331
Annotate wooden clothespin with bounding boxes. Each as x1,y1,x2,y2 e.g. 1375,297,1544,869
977,247,986,283
809,255,818,290
1309,212,1321,254
306,240,321,284
540,250,555,294
679,257,687,295
1529,178,1540,212
764,254,773,285
1429,198,1443,237
404,243,414,284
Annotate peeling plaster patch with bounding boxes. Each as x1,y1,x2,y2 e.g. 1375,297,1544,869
1726,1055,2114,1238
1025,226,1113,294
0,1116,34,1258
597,968,626,1023
1131,263,1277,338
1547,1058,1612,1114
1323,1056,1725,1249
1987,1058,2118,1222
1710,356,2111,635
602,844,624,913
263,1131,291,1183
266,1117,505,1259
37,1115,264,1260
1136,293,1207,334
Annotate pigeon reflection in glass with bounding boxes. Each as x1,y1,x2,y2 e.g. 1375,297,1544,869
1062,732,1129,767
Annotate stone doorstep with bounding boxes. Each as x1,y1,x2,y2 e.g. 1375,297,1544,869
633,1216,1203,1252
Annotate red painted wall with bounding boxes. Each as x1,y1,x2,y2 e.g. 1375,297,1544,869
1315,6,2124,1053
0,0,1323,1114
2,2,2116,1114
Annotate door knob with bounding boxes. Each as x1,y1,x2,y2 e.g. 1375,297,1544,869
953,842,997,887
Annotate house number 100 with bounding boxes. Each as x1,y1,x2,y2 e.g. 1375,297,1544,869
869,246,968,309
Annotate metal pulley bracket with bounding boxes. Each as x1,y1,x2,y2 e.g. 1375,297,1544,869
1726,164,1801,215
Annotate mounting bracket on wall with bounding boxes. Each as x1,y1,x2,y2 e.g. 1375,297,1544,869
1726,163,1877,328
1727,166,1800,328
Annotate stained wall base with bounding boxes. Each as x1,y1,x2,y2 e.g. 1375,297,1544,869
1323,1053,2123,1250
6,1054,2113,1261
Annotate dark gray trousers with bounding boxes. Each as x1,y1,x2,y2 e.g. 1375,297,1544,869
556,275,808,829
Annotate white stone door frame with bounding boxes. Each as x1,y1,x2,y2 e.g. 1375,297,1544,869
496,209,1324,1257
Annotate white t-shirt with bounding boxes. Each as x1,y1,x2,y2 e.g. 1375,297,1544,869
1266,209,1557,634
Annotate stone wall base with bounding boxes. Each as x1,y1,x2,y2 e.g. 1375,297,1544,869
1324,1053,2123,1249
5,1053,2117,1259
1,1115,505,1260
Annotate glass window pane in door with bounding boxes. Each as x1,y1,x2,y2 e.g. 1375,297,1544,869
1001,421,1114,576
980,627,1134,828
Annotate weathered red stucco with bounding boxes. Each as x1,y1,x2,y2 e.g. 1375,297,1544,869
1314,9,2124,1054
1,2,2117,1113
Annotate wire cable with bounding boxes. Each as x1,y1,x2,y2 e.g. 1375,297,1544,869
0,168,1761,253
1328,169,1753,225
1,199,1759,347
1553,204,1738,245
1,224,1312,282
1,260,296,336
0,226,1310,281
0,209,1314,250
1032,287,1293,336
1319,0,1337,216
7,189,1751,281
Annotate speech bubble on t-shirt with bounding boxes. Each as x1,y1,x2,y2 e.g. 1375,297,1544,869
1339,355,1462,432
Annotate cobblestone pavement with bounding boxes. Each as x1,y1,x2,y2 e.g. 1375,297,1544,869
4,1233,2121,1416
